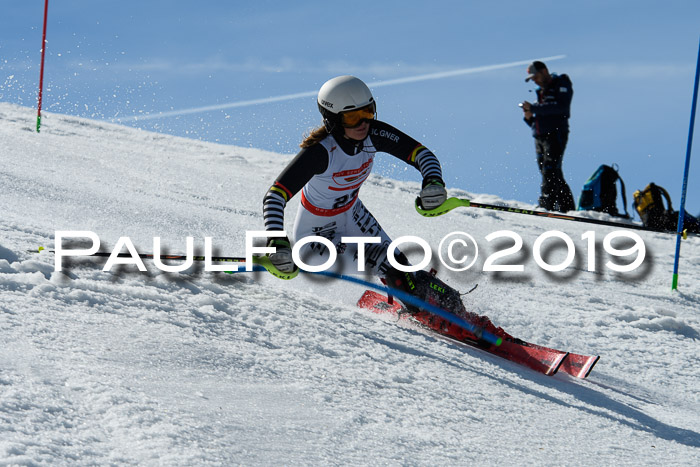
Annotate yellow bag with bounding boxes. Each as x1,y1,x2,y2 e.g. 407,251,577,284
632,183,673,230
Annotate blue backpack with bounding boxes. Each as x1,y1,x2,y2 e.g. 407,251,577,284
577,164,629,218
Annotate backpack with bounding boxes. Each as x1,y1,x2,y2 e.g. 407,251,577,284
577,164,629,217
632,183,700,233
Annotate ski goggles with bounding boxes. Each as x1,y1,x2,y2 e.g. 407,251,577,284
340,103,376,128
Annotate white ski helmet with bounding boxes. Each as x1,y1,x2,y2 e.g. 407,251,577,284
317,75,375,131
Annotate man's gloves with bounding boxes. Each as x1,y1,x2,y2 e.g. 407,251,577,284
419,178,447,210
267,237,296,272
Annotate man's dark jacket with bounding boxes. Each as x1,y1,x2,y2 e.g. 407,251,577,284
524,73,573,137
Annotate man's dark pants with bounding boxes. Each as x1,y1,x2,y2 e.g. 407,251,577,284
535,132,575,212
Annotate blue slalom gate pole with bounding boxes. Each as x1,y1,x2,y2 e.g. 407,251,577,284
671,37,700,291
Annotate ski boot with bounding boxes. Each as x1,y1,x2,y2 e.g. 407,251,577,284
412,269,511,342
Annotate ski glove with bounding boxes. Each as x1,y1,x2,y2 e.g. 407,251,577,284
419,178,447,210
267,237,296,273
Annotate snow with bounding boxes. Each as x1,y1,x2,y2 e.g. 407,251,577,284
1,102,699,465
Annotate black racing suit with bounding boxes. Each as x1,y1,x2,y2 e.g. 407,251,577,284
524,73,576,212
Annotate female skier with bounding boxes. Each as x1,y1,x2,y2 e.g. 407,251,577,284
261,75,486,322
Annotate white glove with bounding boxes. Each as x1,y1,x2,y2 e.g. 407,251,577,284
419,179,447,210
267,238,296,272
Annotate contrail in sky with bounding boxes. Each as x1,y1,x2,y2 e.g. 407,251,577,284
119,55,565,122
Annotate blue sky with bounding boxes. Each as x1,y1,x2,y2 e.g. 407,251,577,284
2,0,700,215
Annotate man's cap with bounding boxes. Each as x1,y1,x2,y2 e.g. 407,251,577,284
525,61,548,82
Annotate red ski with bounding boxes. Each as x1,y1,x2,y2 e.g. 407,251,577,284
357,290,598,378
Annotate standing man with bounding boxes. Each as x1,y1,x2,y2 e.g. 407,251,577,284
521,61,576,212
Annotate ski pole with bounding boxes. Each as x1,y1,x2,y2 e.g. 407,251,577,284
415,197,697,237
310,269,502,346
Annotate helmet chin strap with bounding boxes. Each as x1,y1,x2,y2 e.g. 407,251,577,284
322,117,336,133
321,117,358,143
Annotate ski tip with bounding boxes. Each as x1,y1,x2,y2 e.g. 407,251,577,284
549,351,569,376
38,246,45,253
560,354,600,379
582,355,601,378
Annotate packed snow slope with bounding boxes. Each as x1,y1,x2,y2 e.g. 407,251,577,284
1,102,699,466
